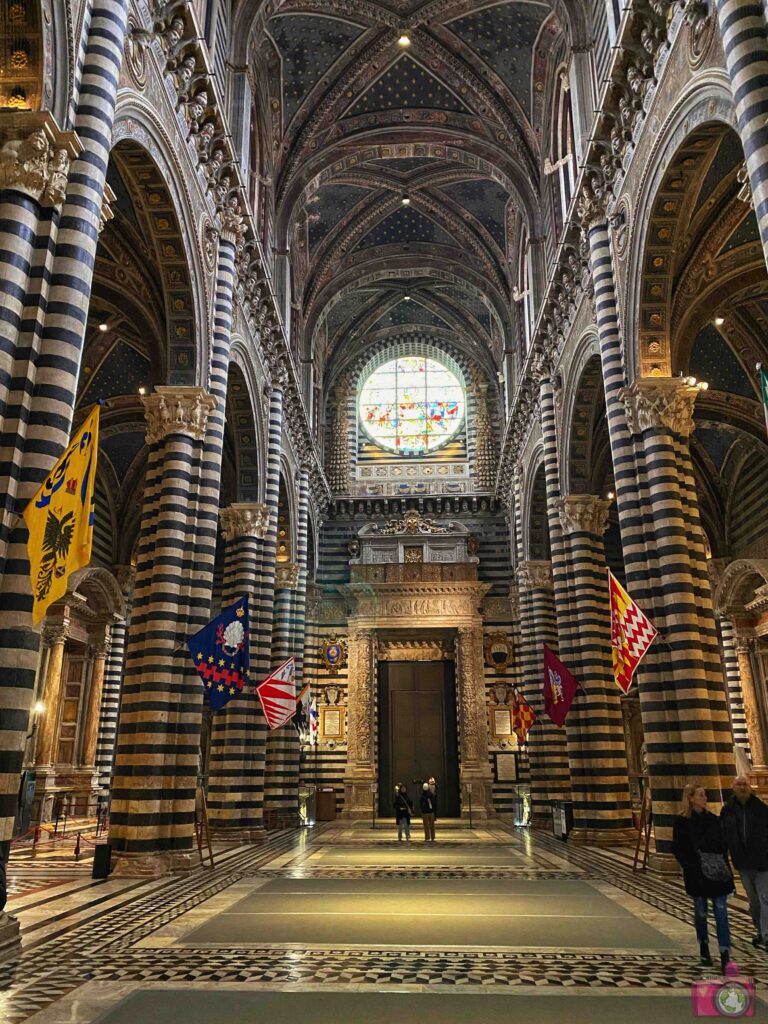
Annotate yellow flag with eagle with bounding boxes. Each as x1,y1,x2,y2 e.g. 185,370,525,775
24,407,99,624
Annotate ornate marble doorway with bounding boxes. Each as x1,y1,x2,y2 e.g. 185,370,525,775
339,511,494,819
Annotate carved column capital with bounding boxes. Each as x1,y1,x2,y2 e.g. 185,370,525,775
516,560,553,591
275,563,300,590
576,180,610,231
40,620,69,647
114,564,137,594
220,502,270,541
619,377,701,438
0,113,81,206
531,347,555,385
142,386,217,444
556,495,611,535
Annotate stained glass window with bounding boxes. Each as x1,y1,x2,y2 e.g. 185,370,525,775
358,356,464,456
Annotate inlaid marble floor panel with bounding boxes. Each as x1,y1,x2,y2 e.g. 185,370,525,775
1,821,767,1024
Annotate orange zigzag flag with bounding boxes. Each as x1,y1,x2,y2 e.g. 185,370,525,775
608,570,658,694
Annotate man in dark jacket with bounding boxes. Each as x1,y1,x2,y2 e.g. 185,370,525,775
721,775,768,948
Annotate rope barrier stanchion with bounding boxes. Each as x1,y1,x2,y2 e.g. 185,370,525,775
74,832,82,861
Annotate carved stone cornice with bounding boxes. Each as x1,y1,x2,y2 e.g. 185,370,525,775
0,112,81,207
142,386,217,444
219,502,270,541
619,377,700,438
516,560,553,591
556,495,611,536
275,562,301,590
342,581,491,624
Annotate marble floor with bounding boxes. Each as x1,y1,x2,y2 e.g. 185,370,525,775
1,820,767,1022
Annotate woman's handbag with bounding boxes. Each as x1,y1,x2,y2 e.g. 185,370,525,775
698,851,733,883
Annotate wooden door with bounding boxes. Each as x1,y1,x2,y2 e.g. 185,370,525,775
378,660,459,817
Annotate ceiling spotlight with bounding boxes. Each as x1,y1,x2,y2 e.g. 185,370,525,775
98,322,108,332
404,294,411,301
606,491,615,501
401,194,410,206
714,316,725,326
398,33,411,47
138,386,146,396
33,701,45,715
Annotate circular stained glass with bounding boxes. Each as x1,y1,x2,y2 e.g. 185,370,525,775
358,355,464,456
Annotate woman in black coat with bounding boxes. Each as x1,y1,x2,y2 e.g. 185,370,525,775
393,784,413,841
672,783,734,970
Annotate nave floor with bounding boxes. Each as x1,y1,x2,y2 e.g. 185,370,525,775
1,819,767,1022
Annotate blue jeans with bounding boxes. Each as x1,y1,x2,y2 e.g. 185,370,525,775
693,895,731,950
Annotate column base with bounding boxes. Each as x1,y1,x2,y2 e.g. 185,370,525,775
343,774,377,818
110,850,196,878
0,913,20,963
460,777,495,820
568,826,638,846
207,825,267,844
263,811,300,831
647,851,682,875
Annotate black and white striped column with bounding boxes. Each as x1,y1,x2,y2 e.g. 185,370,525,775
263,562,301,828
717,615,751,755
108,388,216,875
95,565,136,792
583,205,734,853
555,495,635,841
0,0,128,861
207,502,270,840
715,0,768,268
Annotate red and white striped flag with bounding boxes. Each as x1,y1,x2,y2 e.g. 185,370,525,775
256,656,297,730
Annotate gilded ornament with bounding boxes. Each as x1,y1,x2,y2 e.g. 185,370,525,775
321,636,347,674
484,632,514,673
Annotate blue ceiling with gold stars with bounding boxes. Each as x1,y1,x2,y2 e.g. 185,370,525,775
356,208,456,250
690,324,754,398
346,56,471,117
309,184,372,250
440,179,510,250
372,301,450,331
447,2,550,116
270,14,364,128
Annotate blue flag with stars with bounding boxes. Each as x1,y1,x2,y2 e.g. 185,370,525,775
187,595,250,711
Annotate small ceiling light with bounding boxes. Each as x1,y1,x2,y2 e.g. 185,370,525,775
404,295,411,301
98,322,108,332
714,316,725,326
698,380,709,391
401,194,410,206
398,33,411,47
606,491,615,501
33,701,45,715
138,386,146,396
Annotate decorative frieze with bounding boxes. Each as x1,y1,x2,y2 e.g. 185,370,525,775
556,495,611,536
219,502,270,542
619,378,701,438
142,386,217,444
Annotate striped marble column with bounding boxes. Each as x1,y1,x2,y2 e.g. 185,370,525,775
109,387,216,876
95,565,136,793
555,495,634,841
251,384,283,683
715,0,768,267
0,0,128,862
207,502,270,840
264,563,301,828
516,560,572,826
718,616,751,756
582,204,733,854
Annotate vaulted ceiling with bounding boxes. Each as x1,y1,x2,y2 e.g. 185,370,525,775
242,1,568,389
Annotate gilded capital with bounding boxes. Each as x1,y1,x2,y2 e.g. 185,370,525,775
556,495,611,535
142,386,217,444
516,560,553,591
275,562,301,590
619,377,700,438
576,181,609,231
41,620,69,647
0,114,81,207
220,502,270,541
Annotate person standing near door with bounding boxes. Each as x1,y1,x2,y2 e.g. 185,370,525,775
420,782,436,842
428,776,438,822
394,784,413,841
